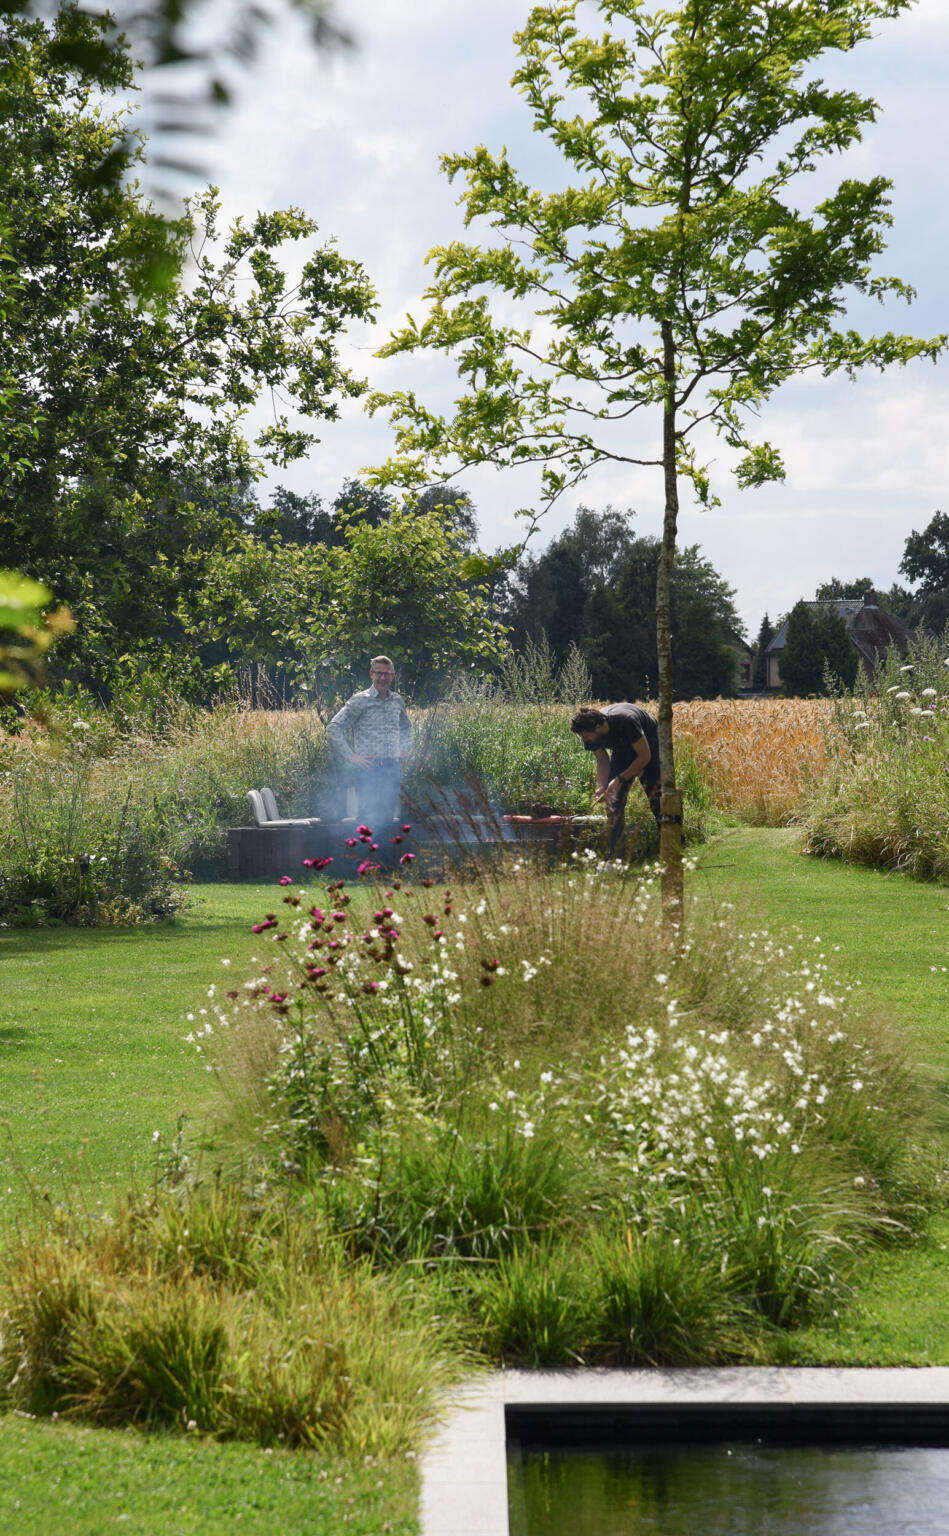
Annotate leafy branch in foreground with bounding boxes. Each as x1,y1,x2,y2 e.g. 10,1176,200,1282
367,0,945,915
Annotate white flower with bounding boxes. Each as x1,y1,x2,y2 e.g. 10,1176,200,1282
521,1121,535,1139
894,691,911,701
900,663,914,672
922,688,937,699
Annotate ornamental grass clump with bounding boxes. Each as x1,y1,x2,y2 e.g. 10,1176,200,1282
0,1191,458,1456
201,844,943,1360
804,633,949,879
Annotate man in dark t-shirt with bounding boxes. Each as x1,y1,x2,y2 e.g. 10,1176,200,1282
570,703,661,858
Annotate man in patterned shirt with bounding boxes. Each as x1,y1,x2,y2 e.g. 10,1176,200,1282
328,656,413,835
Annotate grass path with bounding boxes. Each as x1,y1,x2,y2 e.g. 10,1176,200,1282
694,827,949,1365
694,826,949,1071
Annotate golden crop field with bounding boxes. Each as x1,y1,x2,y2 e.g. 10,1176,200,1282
672,696,836,825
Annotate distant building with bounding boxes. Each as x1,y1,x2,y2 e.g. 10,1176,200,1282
764,590,915,690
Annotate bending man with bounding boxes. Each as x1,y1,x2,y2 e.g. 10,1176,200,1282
571,703,661,858
328,656,412,835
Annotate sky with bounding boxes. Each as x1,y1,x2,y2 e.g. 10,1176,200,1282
188,0,949,637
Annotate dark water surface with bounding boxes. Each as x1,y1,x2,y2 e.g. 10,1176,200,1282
507,1443,949,1535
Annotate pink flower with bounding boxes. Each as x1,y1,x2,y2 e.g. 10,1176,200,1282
278,876,293,886
356,824,372,836
303,856,334,870
401,824,412,833
400,852,415,865
345,837,357,847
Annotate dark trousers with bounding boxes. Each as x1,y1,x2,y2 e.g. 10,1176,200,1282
353,762,402,838
607,756,661,858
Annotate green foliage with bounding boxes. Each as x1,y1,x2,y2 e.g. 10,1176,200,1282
815,605,860,691
0,700,334,922
503,509,742,700
591,1227,744,1365
0,1210,458,1458
900,511,949,593
1,744,187,924
0,571,73,692
752,613,775,690
204,853,942,1369
184,504,506,702
804,633,949,878
0,11,375,692
779,600,858,696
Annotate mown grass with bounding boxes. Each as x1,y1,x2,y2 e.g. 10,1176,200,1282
0,882,285,1202
0,1415,417,1535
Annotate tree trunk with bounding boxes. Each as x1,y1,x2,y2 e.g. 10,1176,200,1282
657,319,683,928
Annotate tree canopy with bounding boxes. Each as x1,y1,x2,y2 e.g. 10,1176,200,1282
0,8,375,694
779,600,859,695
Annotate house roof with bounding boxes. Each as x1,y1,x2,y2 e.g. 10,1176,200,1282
765,592,915,669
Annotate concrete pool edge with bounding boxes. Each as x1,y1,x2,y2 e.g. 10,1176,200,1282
419,1367,949,1536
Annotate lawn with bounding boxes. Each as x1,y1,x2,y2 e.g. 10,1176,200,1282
2,834,948,1528
0,882,313,1204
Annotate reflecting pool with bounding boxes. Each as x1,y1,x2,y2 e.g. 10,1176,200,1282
507,1443,949,1535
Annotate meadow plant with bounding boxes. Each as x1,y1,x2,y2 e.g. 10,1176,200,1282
1,738,185,924
198,845,942,1355
0,699,333,921
804,633,949,878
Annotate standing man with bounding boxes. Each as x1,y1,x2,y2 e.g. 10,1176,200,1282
570,703,661,858
328,656,412,834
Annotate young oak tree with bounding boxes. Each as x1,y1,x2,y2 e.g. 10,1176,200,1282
368,0,944,916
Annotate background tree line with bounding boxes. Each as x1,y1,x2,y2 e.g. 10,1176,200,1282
500,507,744,702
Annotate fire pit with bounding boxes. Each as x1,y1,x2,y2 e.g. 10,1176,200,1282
226,810,608,877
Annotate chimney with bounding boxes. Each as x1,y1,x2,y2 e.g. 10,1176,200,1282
863,588,877,607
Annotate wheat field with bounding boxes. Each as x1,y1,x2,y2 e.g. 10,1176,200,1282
673,697,835,825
